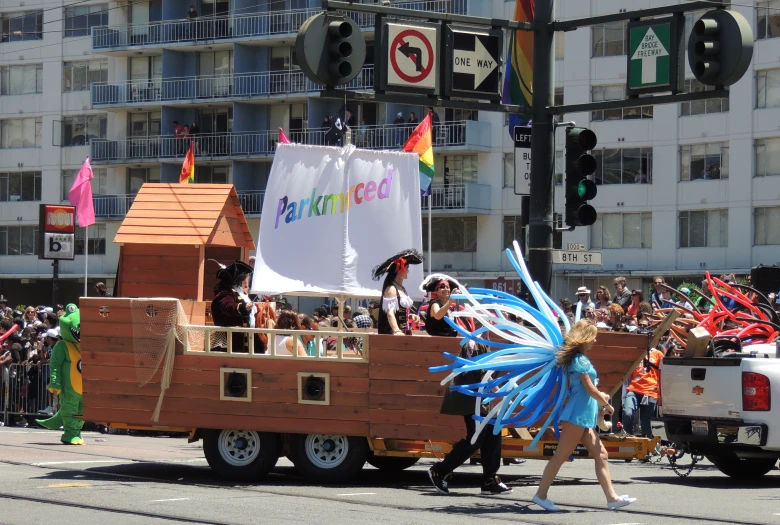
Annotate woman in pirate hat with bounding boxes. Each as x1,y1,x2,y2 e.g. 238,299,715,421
420,275,461,337
371,249,423,335
211,260,265,353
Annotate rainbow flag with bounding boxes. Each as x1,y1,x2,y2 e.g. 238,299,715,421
179,141,195,184
402,113,434,196
504,0,534,136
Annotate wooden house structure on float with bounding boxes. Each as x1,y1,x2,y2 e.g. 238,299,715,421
113,183,255,302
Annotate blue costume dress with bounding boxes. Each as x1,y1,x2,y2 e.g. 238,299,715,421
559,354,598,429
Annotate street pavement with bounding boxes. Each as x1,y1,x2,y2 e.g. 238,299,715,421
1,426,778,525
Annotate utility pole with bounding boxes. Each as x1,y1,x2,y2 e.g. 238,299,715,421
528,0,555,293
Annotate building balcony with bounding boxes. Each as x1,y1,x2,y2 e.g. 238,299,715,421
90,1,463,53
92,190,264,220
425,183,491,214
90,67,374,108
90,132,279,163
90,120,488,164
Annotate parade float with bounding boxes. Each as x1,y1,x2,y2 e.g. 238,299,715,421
80,144,658,483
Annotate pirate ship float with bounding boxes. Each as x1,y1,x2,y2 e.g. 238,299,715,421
81,180,657,482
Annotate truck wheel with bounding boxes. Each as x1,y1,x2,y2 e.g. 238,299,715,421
707,452,778,480
202,429,279,482
366,454,420,471
289,434,368,483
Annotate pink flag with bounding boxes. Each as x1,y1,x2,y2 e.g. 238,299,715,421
278,128,291,144
68,157,96,227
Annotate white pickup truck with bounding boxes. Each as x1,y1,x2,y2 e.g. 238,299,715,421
658,342,780,480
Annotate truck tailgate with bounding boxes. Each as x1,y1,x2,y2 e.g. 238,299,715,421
660,358,743,419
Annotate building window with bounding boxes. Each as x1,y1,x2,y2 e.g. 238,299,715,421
593,148,652,184
443,155,478,184
555,31,565,60
679,210,728,248
503,215,525,251
63,59,108,92
680,79,729,115
0,225,38,256
591,212,652,249
756,68,780,109
755,138,780,177
64,5,108,38
757,1,780,40
592,21,625,57
195,165,229,184
62,115,107,146
554,150,563,185
754,207,780,245
75,224,106,255
680,143,729,181
0,64,42,95
553,87,564,123
591,85,653,121
127,167,160,194
1,11,43,42
62,168,107,201
0,117,42,148
422,217,477,252
0,171,41,202
503,153,514,188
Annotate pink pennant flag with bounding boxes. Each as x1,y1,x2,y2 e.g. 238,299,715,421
68,156,96,227
279,128,291,144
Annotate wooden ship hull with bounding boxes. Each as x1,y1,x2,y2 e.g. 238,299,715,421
82,297,650,443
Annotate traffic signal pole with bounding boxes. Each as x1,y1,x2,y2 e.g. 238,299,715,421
528,0,555,293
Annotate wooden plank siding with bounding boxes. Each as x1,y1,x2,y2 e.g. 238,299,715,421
80,298,648,442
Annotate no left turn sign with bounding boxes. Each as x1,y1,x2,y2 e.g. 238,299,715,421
385,23,439,90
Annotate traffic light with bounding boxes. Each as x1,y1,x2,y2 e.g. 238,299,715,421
564,127,598,228
296,13,366,87
688,9,753,87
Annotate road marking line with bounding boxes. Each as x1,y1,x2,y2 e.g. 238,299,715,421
31,460,123,466
337,492,377,496
37,483,92,488
150,498,191,502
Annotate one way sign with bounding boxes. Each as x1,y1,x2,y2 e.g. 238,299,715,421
445,26,502,100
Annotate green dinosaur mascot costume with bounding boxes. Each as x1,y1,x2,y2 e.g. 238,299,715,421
36,304,84,445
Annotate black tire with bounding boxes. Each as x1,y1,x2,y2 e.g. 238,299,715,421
202,429,279,482
289,434,368,483
366,454,420,471
706,451,778,480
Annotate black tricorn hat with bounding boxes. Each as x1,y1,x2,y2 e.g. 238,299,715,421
216,260,253,283
371,248,423,281
420,273,461,294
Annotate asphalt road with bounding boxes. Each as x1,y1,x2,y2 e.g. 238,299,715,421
1,427,779,525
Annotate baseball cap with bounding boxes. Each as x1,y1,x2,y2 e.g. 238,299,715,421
46,328,59,339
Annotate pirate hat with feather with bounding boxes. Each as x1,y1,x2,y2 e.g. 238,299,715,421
371,248,423,281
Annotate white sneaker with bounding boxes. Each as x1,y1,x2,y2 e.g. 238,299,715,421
38,406,54,416
532,495,561,512
607,496,637,510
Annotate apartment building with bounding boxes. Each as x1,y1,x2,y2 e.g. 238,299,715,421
0,0,779,306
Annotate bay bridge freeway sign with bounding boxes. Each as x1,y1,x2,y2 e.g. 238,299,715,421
626,16,685,95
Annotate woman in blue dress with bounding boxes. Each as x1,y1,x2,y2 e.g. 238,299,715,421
532,320,637,512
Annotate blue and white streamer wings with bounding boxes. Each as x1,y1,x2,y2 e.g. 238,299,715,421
427,240,570,450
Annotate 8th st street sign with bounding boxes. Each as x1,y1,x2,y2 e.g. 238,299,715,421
627,16,684,95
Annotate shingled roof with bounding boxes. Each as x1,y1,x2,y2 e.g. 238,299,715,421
114,183,255,249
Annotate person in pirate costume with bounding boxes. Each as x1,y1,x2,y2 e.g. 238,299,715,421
371,249,423,335
211,260,265,353
421,274,461,337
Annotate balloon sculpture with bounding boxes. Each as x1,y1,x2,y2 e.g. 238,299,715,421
428,241,572,450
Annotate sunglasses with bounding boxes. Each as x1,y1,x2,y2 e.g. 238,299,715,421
654,281,663,285
438,286,450,290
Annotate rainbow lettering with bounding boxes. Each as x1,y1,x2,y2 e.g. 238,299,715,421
274,169,394,229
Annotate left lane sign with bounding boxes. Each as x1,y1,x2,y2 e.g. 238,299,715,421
445,26,502,99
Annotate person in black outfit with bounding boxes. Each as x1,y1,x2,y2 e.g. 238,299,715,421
371,249,423,335
210,260,265,354
427,334,512,496
422,275,459,337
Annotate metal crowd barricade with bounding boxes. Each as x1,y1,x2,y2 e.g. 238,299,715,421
2,363,55,426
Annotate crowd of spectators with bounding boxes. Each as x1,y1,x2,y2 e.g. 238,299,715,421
0,296,66,427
